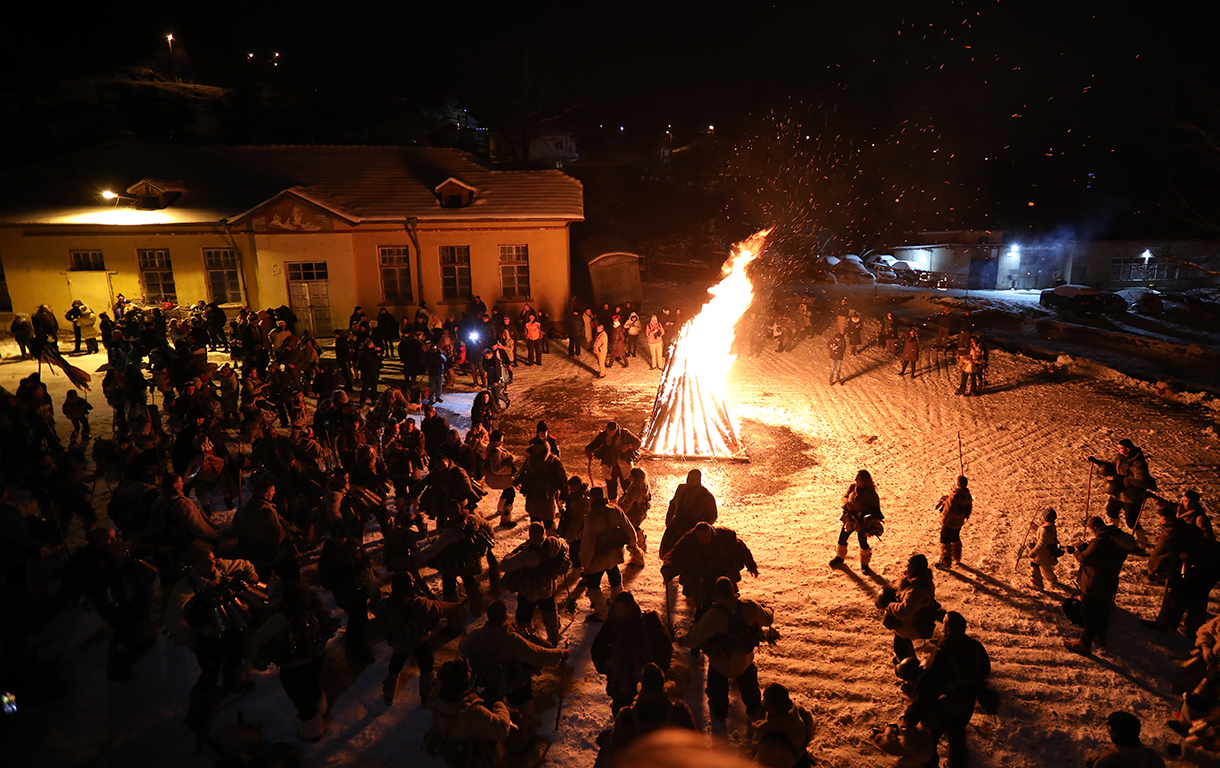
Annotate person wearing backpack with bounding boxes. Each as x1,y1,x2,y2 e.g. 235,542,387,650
592,591,674,715
680,576,774,725
515,438,568,532
424,657,515,768
829,470,884,570
318,526,376,663
662,521,759,622
580,487,644,621
500,522,570,645
246,579,339,741
381,572,463,705
750,683,815,768
902,611,992,768
1028,508,1063,591
934,476,973,571
1089,438,1155,548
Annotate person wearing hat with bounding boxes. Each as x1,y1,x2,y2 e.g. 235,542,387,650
598,661,696,762
425,658,514,764
661,521,758,621
1176,489,1214,540
679,576,773,725
585,421,642,501
902,612,992,768
661,468,719,559
1090,711,1165,768
749,682,815,768
592,321,609,378
559,475,591,568
580,487,643,621
884,554,938,670
1064,516,1139,656
1028,508,1063,590
1089,438,1155,547
934,476,973,571
1142,499,1216,637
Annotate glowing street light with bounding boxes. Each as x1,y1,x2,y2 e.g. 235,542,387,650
166,34,174,53
1141,249,1152,261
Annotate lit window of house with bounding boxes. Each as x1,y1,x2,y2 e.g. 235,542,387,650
204,248,243,303
499,244,530,299
70,250,106,271
137,249,176,304
440,245,472,300
378,246,413,303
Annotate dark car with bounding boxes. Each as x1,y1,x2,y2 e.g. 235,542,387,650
1039,285,1104,315
1098,292,1129,314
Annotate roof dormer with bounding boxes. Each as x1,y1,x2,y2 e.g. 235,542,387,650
435,177,476,209
125,178,185,210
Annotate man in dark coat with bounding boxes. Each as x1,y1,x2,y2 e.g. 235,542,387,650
1065,516,1139,656
420,404,450,466
1142,500,1219,637
659,469,718,559
934,476,973,570
661,522,758,620
591,591,674,715
902,611,991,768
585,421,641,500
32,304,60,353
1091,438,1155,544
318,525,375,663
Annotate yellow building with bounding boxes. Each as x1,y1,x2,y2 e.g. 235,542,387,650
0,144,584,334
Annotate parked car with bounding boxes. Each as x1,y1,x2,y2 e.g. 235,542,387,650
1039,284,1104,315
890,261,920,285
1098,292,1129,314
871,263,898,283
832,257,877,285
1118,288,1164,315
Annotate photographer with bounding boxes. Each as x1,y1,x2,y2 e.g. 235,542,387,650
1088,438,1155,548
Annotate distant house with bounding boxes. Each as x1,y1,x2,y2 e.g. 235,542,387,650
889,230,1219,291
528,131,580,167
579,236,642,308
0,144,584,334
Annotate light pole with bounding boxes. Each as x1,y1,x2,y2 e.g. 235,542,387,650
166,34,173,54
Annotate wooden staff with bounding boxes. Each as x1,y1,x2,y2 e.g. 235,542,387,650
1082,461,1094,527
554,639,570,731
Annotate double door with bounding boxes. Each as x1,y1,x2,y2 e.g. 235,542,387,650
287,262,333,337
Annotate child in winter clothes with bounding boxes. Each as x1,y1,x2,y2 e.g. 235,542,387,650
1028,507,1062,590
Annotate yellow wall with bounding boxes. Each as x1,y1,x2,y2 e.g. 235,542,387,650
1,219,574,324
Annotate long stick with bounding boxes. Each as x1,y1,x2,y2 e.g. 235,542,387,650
957,431,964,476
664,578,673,635
1083,462,1094,527
1015,511,1039,569
554,640,569,731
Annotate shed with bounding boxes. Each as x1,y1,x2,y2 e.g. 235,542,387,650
580,235,643,307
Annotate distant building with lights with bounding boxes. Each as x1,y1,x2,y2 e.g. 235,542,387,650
885,230,1218,292
0,144,584,332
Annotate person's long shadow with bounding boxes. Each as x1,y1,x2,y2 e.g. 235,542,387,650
947,565,1055,618
841,354,897,383
832,565,884,600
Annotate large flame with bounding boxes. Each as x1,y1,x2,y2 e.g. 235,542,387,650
642,229,770,459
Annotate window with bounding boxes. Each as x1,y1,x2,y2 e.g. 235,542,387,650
377,246,413,303
1110,257,1178,282
204,248,243,303
287,262,328,281
70,251,105,271
137,249,177,304
499,244,530,299
440,245,472,300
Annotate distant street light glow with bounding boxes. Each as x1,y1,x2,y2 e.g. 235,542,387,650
166,34,173,53
101,190,117,200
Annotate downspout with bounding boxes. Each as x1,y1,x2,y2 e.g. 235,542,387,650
220,220,252,308
406,216,423,306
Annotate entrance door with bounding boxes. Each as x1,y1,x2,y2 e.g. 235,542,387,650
67,271,114,315
287,262,333,337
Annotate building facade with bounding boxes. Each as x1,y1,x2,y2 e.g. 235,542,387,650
0,144,584,331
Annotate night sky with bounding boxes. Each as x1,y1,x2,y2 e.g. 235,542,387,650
3,1,1217,243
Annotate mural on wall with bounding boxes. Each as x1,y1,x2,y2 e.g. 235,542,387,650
251,198,334,233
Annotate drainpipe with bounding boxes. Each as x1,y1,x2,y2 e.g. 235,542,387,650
220,220,251,308
406,217,423,305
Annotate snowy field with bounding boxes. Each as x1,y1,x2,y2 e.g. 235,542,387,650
4,286,1220,768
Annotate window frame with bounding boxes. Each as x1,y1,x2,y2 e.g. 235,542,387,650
203,248,243,304
377,246,413,304
69,250,106,271
439,245,472,301
498,244,531,300
137,248,177,305
286,262,329,282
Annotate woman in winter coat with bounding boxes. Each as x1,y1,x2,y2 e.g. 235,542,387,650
617,466,652,563
829,469,883,570
609,318,628,367
885,554,936,667
470,390,495,434
846,310,864,355
581,488,643,620
645,315,665,370
899,328,920,377
482,430,518,491
624,311,642,357
1028,507,1062,590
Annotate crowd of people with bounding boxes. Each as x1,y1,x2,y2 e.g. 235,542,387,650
0,288,1210,768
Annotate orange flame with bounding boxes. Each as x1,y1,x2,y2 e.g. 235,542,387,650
642,228,770,458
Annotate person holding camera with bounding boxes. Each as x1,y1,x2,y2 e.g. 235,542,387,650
1028,508,1063,590
1064,516,1139,656
1088,438,1155,548
829,470,884,570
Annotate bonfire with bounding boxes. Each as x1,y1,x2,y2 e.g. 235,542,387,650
642,229,770,460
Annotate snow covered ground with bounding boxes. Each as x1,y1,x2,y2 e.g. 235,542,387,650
3,282,1220,767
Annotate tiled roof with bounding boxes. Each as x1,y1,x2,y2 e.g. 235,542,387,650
1,143,584,225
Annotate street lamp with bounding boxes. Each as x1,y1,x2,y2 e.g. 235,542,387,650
166,34,173,54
